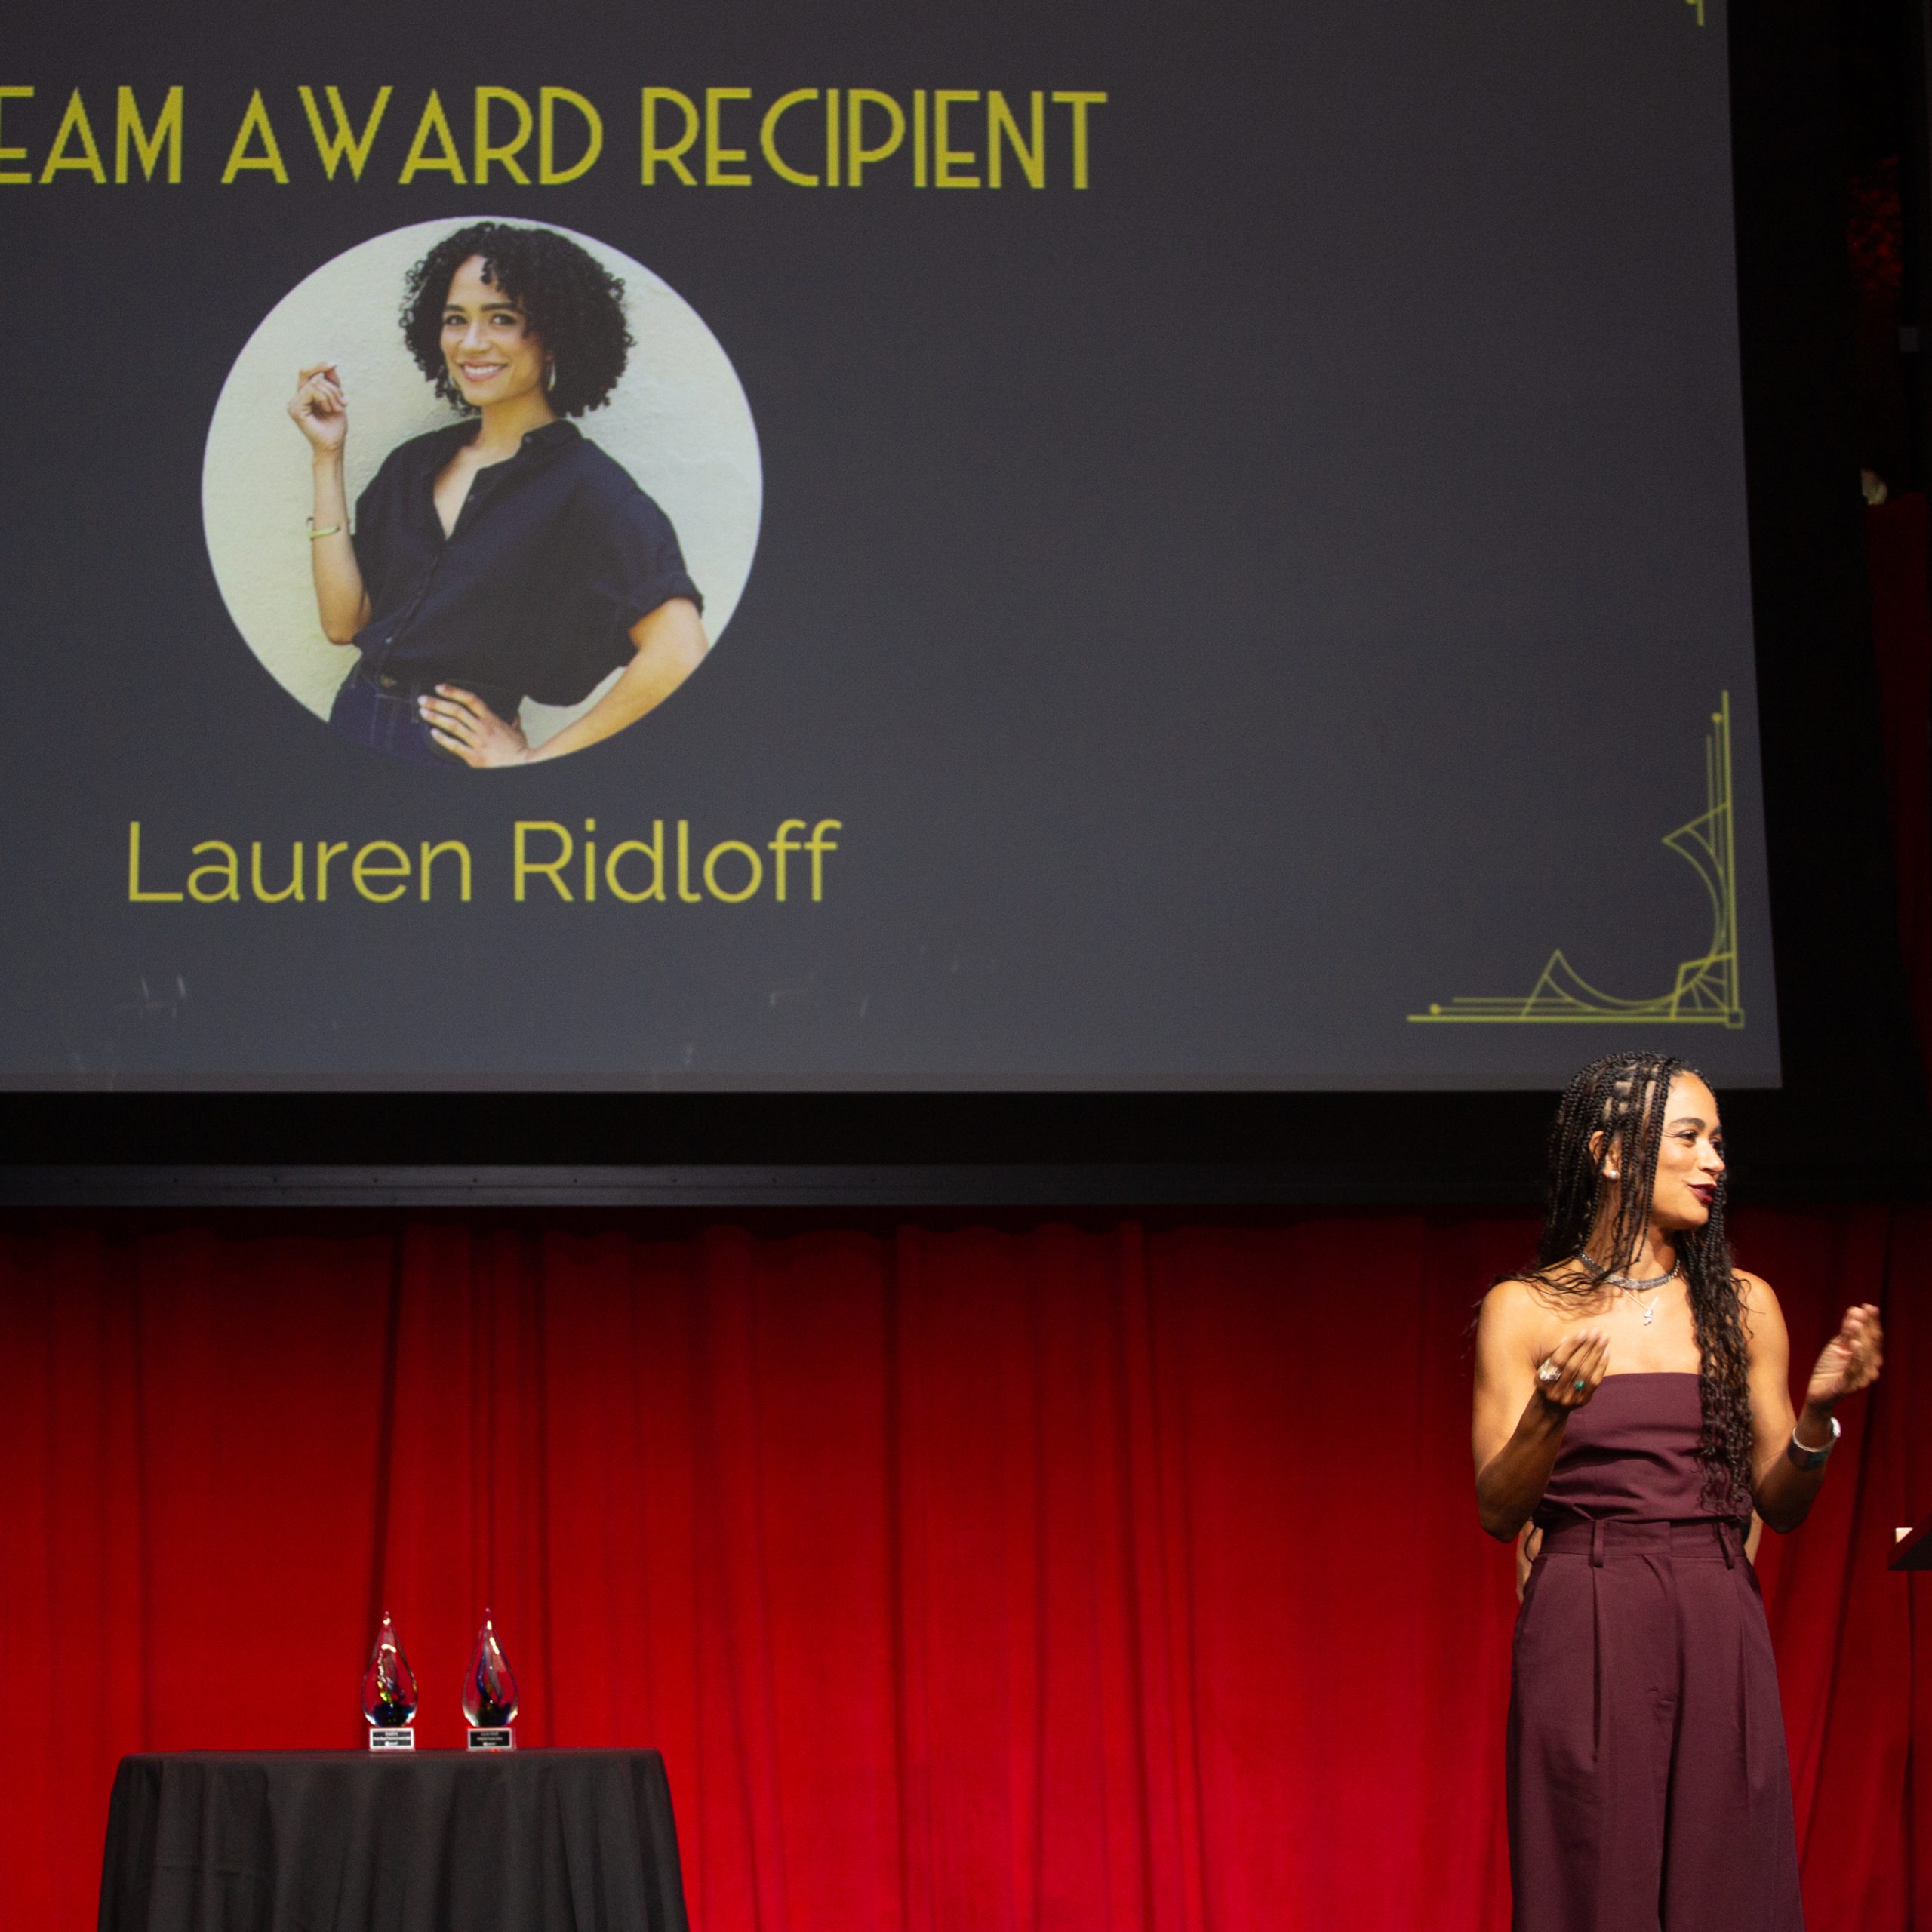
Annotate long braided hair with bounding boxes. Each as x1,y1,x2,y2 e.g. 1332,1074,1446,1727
1522,1051,1755,1515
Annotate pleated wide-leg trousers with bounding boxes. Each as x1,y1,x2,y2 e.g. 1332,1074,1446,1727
1506,1518,1803,1932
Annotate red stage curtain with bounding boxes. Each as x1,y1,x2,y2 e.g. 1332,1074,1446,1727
3,1207,1926,1931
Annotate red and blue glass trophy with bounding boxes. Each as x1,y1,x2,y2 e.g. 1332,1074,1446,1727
361,1611,418,1750
463,1612,519,1750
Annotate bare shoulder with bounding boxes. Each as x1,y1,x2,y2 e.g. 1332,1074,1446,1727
1730,1267,1790,1361
1476,1275,1540,1348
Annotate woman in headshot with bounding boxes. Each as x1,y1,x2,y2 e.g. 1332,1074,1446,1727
288,221,707,766
1472,1051,1882,1931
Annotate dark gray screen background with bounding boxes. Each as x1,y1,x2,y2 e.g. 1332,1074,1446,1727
0,0,1777,1090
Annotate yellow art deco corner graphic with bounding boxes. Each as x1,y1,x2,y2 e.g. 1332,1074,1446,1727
1410,692,1743,1029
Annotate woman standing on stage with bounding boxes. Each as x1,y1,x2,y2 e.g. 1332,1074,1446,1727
1472,1051,1883,1932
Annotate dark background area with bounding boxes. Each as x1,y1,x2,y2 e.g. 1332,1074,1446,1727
2,0,1927,1204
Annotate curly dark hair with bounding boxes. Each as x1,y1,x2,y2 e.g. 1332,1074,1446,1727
1517,1051,1755,1516
400,222,632,418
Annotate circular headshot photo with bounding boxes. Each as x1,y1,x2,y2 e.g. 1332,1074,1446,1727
204,218,761,768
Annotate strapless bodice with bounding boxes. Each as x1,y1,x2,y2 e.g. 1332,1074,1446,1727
1534,1372,1749,1526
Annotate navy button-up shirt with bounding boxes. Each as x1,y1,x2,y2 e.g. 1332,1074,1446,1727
350,420,702,708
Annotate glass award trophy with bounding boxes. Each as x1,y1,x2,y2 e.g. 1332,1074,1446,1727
463,1611,519,1750
361,1611,418,1750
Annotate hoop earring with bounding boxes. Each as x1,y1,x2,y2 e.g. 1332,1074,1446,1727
543,356,557,392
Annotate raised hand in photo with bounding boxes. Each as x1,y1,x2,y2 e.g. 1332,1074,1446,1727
288,364,349,454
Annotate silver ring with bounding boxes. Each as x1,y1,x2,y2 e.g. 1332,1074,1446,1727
1537,1360,1560,1385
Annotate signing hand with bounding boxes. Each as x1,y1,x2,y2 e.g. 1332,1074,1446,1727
1533,1327,1611,1411
1804,1303,1884,1411
288,363,348,454
420,686,531,768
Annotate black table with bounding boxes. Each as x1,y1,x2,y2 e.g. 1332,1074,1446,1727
98,1749,690,1932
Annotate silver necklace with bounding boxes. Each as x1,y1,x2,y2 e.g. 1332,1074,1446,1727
1618,1280,1669,1325
1577,1256,1678,1325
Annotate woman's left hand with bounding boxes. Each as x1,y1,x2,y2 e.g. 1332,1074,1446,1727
1804,1303,1884,1410
420,686,531,768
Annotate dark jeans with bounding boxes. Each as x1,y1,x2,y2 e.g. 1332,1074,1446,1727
328,663,519,768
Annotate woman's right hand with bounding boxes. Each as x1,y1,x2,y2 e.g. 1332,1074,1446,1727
1533,1326,1611,1411
1474,1291,1608,1541
289,363,348,454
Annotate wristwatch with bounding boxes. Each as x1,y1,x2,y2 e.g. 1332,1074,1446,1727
1786,1414,1840,1469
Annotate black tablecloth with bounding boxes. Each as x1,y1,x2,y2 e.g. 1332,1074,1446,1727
97,1749,690,1932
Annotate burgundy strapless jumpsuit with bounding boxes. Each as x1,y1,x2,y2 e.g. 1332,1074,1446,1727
1508,1373,1803,1931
